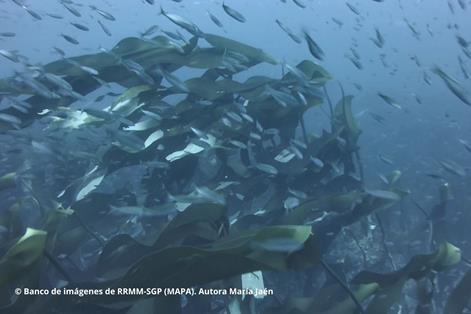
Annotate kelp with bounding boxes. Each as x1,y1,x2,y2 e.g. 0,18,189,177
0,29,454,314
0,32,280,131
0,228,47,287
22,226,318,313
268,242,461,314
352,242,461,313
444,270,471,314
332,95,361,149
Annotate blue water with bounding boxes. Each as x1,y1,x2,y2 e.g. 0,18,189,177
1,0,471,313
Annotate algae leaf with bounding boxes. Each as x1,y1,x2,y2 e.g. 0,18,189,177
115,225,316,289
333,95,361,148
0,172,16,192
352,242,461,313
444,270,471,314
0,228,47,287
272,242,461,314
203,33,278,65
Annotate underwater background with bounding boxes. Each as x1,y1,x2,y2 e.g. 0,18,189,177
1,0,471,313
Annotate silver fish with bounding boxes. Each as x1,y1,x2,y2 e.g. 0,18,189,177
254,163,278,175
11,0,24,7
350,47,360,60
292,0,306,9
66,59,99,76
432,66,471,106
89,5,115,21
0,49,20,63
0,113,21,126
426,24,434,37
141,110,162,121
458,56,469,79
456,35,469,48
110,204,176,217
162,30,186,42
369,112,385,124
378,93,402,109
157,68,188,92
276,20,302,44
458,139,471,153
226,111,243,123
222,2,246,23
70,22,89,31
0,32,16,37
43,73,73,91
463,47,471,60
61,33,79,45
8,103,29,114
22,6,42,20
378,153,393,165
448,0,456,14
62,2,81,17
97,20,111,36
207,11,223,28
284,196,300,210
331,17,343,27
140,25,159,37
347,55,362,69
423,71,432,85
404,18,420,39
303,30,324,60
46,13,63,19
160,7,200,35
346,2,360,15
229,140,247,149
288,188,307,199
5,96,32,114
16,72,59,99
371,28,384,48
439,160,466,176
52,46,66,57
122,59,154,85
